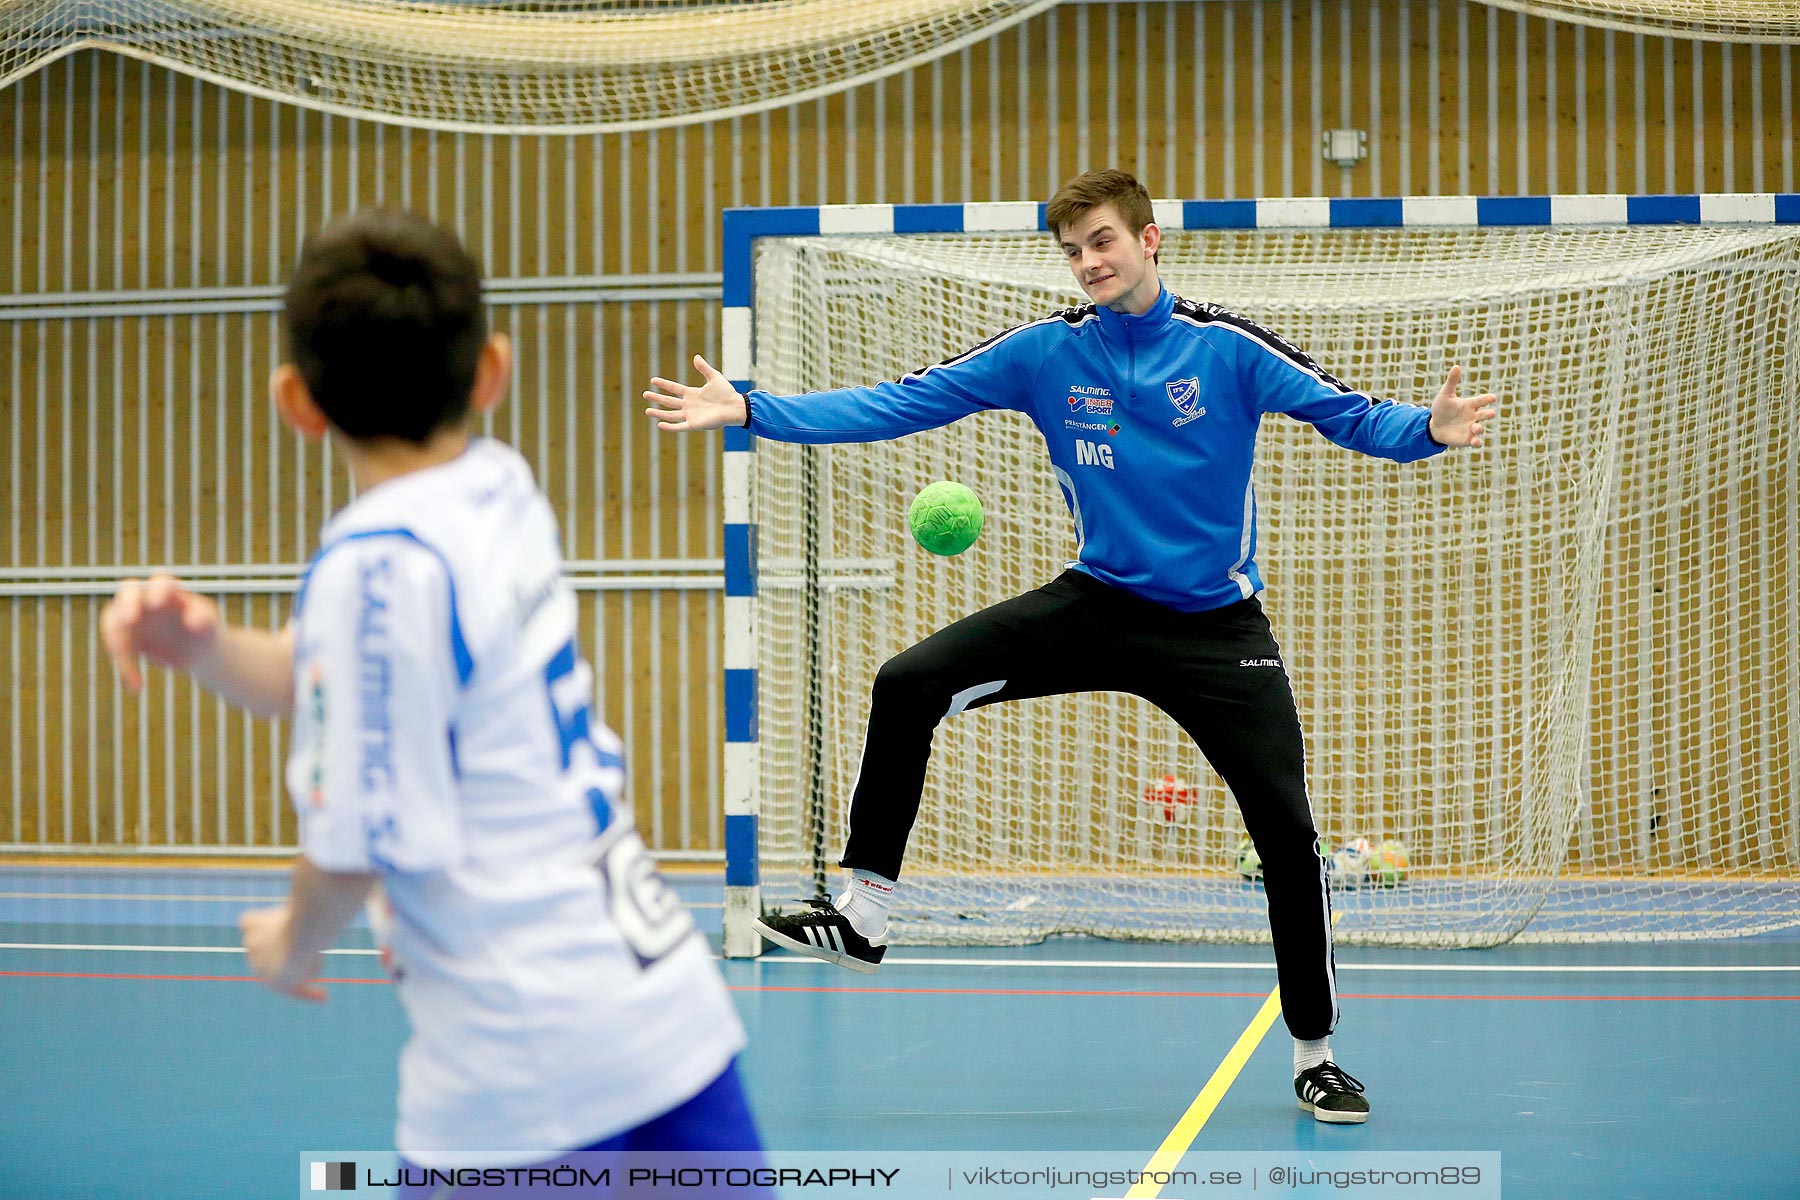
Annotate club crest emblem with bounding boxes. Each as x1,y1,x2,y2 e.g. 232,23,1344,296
1165,377,1202,417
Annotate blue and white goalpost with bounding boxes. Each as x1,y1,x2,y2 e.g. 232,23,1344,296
721,193,1800,956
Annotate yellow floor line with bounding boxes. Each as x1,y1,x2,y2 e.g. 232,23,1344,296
1124,986,1284,1198
1129,910,1345,1199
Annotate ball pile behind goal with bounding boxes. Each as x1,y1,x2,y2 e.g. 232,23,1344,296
1371,839,1410,887
1329,837,1409,888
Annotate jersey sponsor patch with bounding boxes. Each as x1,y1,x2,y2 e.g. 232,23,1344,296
1167,376,1208,426
1066,384,1115,415
1064,418,1122,435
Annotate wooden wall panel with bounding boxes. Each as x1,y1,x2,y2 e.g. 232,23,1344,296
0,2,1794,858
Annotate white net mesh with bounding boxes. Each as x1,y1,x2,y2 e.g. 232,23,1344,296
751,222,1800,948
2,0,1056,133
1476,1,1800,44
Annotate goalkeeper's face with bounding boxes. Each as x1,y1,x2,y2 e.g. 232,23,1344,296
1058,203,1162,316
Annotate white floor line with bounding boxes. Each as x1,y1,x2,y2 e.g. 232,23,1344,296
2,942,1796,973
763,956,1800,974
0,942,381,955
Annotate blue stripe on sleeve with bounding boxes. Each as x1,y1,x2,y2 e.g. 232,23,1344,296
303,529,475,686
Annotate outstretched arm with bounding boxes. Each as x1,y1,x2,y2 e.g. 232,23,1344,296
1426,365,1499,448
647,320,1041,446
644,354,748,432
1237,314,1480,462
99,575,294,717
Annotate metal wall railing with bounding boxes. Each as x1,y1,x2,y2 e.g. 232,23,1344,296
3,6,1794,860
0,277,731,861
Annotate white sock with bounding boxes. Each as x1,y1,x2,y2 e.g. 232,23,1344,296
1294,1037,1332,1076
833,869,896,939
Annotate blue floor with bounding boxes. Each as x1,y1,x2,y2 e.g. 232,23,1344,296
2,866,1797,1199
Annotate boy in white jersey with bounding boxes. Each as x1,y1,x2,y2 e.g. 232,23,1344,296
100,210,764,1192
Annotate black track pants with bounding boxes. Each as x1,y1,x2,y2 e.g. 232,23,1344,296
840,569,1338,1040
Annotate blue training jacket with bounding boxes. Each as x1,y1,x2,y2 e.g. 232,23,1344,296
747,287,1444,612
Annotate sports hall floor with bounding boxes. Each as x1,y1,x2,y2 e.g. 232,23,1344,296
2,864,1795,1199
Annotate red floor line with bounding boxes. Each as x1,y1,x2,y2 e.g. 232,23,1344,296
4,968,1796,1002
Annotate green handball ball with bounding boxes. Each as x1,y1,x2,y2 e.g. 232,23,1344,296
909,481,984,556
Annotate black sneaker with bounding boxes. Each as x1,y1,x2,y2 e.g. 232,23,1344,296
1295,1062,1370,1124
752,898,887,974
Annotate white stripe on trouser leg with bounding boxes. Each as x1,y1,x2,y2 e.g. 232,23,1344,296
1317,843,1339,1028
840,732,877,860
839,678,1007,846
944,679,1007,718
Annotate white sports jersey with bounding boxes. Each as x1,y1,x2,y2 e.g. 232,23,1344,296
285,438,744,1165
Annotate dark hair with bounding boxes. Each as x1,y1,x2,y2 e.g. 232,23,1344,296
1046,169,1157,252
283,209,486,444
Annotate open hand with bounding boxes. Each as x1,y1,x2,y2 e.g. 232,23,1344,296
239,904,328,1003
98,575,221,693
1427,365,1499,448
643,355,749,432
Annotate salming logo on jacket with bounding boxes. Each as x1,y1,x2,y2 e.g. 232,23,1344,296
747,287,1444,612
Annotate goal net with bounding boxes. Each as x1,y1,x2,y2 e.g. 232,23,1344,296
746,215,1800,948
1,1,1056,134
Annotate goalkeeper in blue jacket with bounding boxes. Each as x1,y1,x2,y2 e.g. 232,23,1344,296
645,169,1498,1124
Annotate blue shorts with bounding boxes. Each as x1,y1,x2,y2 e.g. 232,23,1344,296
394,1060,768,1198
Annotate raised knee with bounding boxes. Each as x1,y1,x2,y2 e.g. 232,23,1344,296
872,654,1006,720
873,649,935,694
